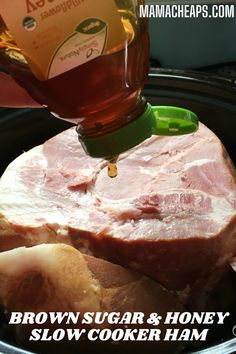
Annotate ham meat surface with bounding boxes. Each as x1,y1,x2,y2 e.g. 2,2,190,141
0,123,236,295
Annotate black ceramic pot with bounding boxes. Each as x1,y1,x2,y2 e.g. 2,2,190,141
0,70,236,354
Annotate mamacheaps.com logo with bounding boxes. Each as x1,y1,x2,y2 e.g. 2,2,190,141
139,4,235,18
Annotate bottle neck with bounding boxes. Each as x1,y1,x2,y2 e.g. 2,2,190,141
76,94,147,139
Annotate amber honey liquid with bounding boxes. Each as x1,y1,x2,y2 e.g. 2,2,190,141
0,7,149,137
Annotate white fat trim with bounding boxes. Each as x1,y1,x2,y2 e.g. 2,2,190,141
0,145,46,189
210,197,235,225
139,165,157,177
184,159,215,170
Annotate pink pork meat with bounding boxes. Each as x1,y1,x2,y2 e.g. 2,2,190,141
0,123,236,297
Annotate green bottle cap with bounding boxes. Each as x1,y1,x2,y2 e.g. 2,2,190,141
79,103,198,159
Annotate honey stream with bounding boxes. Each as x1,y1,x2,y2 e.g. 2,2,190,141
107,162,118,178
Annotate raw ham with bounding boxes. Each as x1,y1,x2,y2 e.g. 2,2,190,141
0,244,183,354
0,123,236,297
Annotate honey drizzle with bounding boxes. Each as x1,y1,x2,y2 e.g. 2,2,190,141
107,155,119,178
107,162,118,178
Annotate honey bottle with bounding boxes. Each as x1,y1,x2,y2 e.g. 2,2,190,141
0,1,198,177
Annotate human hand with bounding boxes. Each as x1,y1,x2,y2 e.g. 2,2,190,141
0,72,40,108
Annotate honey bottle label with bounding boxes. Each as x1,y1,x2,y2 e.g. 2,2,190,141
0,0,126,80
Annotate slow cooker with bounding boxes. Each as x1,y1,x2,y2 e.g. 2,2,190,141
0,2,236,352
0,68,236,353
